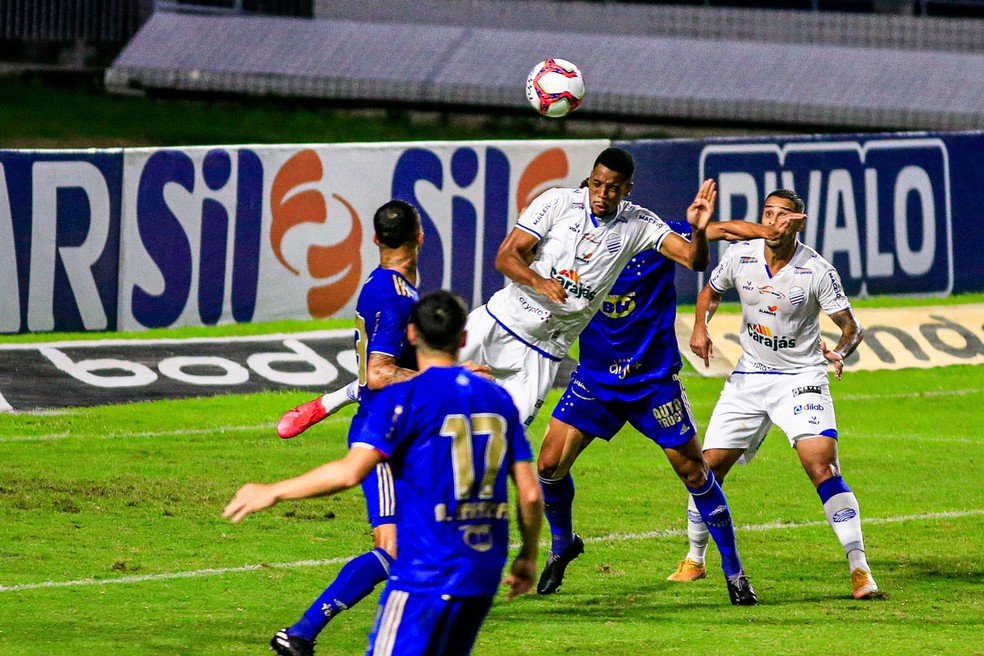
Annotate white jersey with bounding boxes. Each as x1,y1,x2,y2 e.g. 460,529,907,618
708,239,851,373
485,187,674,359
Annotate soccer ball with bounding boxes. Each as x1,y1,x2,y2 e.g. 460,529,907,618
525,58,585,118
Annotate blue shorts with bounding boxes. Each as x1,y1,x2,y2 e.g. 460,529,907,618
552,367,698,449
349,415,396,528
365,585,494,656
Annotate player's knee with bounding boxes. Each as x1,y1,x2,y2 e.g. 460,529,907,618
677,462,709,489
537,456,560,479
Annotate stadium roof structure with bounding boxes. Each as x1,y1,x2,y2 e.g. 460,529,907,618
106,1,984,131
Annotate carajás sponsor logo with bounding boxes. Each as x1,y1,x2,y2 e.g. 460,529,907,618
746,323,796,351
550,267,596,300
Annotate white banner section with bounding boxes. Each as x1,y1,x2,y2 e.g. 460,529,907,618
118,140,608,331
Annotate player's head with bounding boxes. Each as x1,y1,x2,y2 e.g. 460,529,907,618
408,290,469,358
587,147,635,218
762,189,806,247
765,189,805,214
373,200,423,249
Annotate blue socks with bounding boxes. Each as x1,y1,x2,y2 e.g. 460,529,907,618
687,470,743,579
817,475,852,503
540,473,576,554
289,547,393,641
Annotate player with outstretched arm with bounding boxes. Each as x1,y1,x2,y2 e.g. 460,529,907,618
534,210,791,604
670,189,879,600
225,291,543,656
459,147,755,604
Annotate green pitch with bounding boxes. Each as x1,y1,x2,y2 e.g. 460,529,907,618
1,342,982,654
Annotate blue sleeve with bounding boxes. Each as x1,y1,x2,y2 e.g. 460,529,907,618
666,220,691,239
368,296,413,357
353,385,410,457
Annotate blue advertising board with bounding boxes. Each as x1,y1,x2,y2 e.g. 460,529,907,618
616,132,982,303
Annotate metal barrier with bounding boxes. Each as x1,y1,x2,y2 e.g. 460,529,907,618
155,0,312,17
0,0,152,42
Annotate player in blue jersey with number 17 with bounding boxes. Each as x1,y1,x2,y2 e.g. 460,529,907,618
266,200,422,656
225,291,543,656
535,191,791,605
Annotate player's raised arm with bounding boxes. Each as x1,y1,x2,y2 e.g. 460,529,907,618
707,211,797,242
494,227,567,304
503,460,543,600
823,308,863,380
690,283,723,369
657,179,715,271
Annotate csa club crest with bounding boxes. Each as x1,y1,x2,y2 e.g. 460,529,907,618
606,232,622,254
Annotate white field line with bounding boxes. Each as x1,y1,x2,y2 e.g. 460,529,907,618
1,509,981,594
0,416,352,444
6,387,982,443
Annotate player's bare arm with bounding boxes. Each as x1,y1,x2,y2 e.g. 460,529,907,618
657,179,715,271
368,348,492,389
823,308,864,380
708,212,793,241
503,460,543,600
495,227,567,304
690,283,724,368
223,447,382,523
366,352,416,390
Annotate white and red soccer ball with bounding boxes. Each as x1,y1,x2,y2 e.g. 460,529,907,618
525,58,585,118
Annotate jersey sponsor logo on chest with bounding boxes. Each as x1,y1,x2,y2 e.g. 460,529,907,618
551,267,596,300
746,323,797,351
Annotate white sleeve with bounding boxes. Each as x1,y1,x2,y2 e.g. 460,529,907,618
640,212,673,253
515,188,563,240
707,244,738,293
816,264,852,315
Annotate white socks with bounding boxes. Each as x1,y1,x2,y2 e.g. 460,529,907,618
822,491,869,572
321,380,360,414
685,494,710,564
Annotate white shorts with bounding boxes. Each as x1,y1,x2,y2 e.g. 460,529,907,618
461,306,560,427
702,369,838,464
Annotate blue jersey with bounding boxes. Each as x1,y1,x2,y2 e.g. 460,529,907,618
577,220,690,402
353,267,418,418
355,366,532,596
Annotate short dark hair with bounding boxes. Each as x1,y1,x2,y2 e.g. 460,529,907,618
593,147,635,180
767,189,805,214
409,291,468,355
373,200,421,248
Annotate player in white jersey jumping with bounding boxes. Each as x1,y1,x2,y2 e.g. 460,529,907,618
672,188,879,599
460,147,712,427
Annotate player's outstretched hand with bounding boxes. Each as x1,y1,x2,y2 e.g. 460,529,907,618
821,339,844,380
687,179,717,231
461,360,495,382
223,483,278,523
690,326,714,368
503,555,537,600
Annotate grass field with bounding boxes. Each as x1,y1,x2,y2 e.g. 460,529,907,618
1,305,983,656
3,70,981,655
